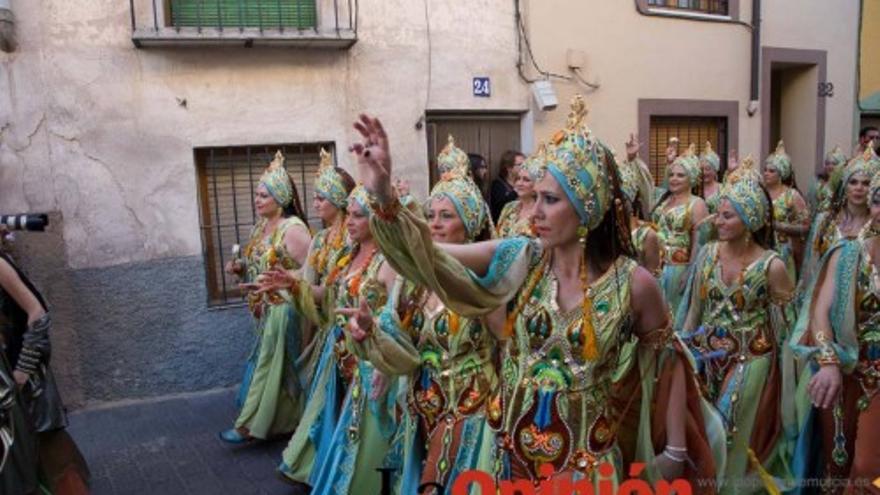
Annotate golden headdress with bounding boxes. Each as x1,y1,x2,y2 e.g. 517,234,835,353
437,135,471,177
765,140,793,180
259,150,294,207
314,148,349,209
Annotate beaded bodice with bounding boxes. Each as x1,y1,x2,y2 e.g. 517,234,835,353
652,196,695,265
771,187,803,244
497,200,534,238
407,295,496,432
497,255,638,479
243,217,305,312
687,243,779,397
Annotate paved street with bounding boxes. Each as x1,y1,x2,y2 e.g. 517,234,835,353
67,388,291,495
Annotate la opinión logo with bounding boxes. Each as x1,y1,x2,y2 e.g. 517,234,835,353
377,462,694,495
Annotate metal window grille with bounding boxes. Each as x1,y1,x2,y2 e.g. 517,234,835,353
195,142,333,307
645,0,729,15
648,116,728,185
169,0,317,30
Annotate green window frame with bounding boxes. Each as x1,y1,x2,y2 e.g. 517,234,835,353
169,0,317,29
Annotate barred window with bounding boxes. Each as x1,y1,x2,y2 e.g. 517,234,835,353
646,0,729,16
168,0,318,29
648,116,728,185
195,142,332,307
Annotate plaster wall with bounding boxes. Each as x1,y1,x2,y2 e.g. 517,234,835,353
525,0,858,165
0,0,528,271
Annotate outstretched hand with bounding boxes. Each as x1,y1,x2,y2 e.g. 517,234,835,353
252,267,297,295
625,133,641,161
337,299,374,342
351,114,393,204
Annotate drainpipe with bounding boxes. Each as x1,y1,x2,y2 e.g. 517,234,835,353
0,0,14,53
747,0,761,116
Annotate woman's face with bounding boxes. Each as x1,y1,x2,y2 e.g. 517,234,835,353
700,160,717,183
845,172,871,208
313,194,340,224
255,184,281,219
667,164,689,194
763,165,780,186
532,174,580,249
427,196,468,244
823,159,836,176
870,190,880,229
473,162,488,181
514,168,536,198
715,199,749,242
508,155,525,182
345,202,371,244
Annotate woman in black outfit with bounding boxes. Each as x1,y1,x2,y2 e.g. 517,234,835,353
489,149,524,222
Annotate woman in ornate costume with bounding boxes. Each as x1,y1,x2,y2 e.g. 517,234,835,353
808,146,848,216
496,144,543,238
652,143,709,313
800,148,880,299
701,142,723,214
790,172,880,493
676,162,798,494
763,141,809,281
271,185,400,495
220,151,313,444
354,97,721,490
618,148,661,275
305,149,356,287
346,156,497,493
0,250,90,494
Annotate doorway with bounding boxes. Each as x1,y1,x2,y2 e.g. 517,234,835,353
762,47,827,191
425,112,523,195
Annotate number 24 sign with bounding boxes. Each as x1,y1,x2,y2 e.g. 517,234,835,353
473,77,491,97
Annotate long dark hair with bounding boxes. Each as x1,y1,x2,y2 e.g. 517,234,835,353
588,149,636,269
497,150,524,181
282,172,307,223
751,184,776,251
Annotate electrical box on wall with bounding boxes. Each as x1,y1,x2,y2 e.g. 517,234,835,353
531,80,558,111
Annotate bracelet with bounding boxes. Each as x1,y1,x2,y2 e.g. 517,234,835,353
662,449,687,463
814,332,840,366
665,445,688,453
369,194,401,222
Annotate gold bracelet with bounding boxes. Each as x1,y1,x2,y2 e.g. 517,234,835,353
814,332,840,366
370,194,401,222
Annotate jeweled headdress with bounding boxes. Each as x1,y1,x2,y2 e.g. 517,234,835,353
314,148,348,210
841,146,880,194
545,95,611,231
429,165,489,241
521,142,549,182
259,150,294,207
437,135,471,176
765,140,792,180
870,169,880,200
349,184,372,216
725,154,761,186
720,177,769,232
825,145,847,169
671,143,701,187
701,141,721,173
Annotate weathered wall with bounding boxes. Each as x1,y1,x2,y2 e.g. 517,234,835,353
525,0,859,167
0,0,528,405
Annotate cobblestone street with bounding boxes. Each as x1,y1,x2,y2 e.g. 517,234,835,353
67,388,291,495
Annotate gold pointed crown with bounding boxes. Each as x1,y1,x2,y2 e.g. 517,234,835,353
259,150,294,206
726,154,761,185
437,135,471,178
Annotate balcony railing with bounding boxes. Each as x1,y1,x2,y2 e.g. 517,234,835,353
129,0,357,49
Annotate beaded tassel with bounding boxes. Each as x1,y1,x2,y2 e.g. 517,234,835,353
580,237,599,361
448,311,461,336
